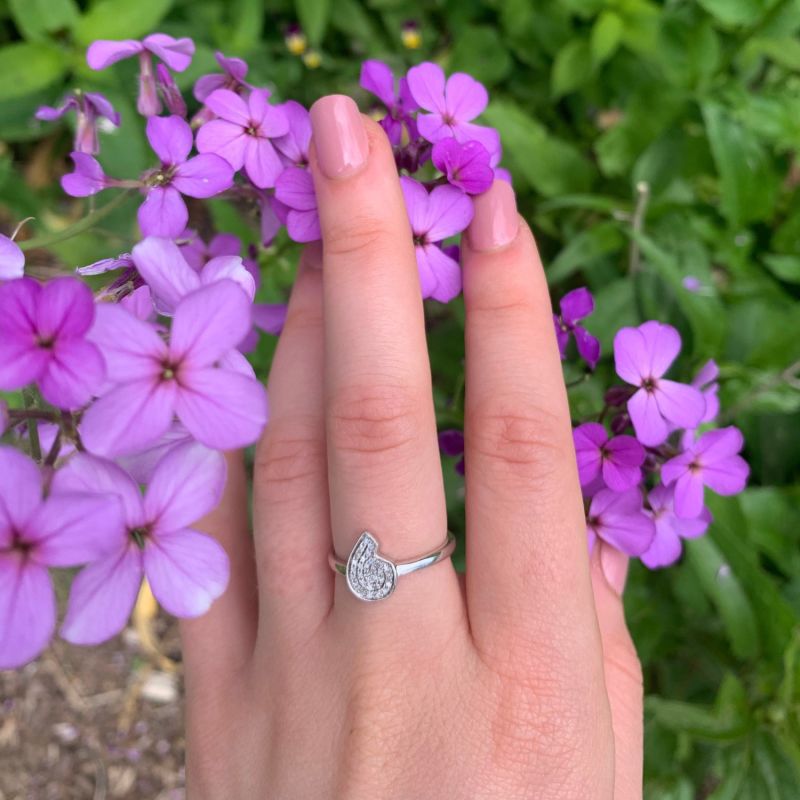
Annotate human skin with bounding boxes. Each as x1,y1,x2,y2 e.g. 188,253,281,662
180,95,643,799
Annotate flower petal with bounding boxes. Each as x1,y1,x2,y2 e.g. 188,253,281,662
144,528,229,617
613,326,647,385
274,167,317,211
444,72,488,121
142,33,195,72
0,446,42,536
61,152,106,196
37,276,95,339
672,472,705,519
416,112,450,144
132,236,201,314
627,387,669,446
359,60,396,108
81,380,177,458
202,88,249,125
574,326,600,369
172,154,234,198
38,338,105,410
0,234,24,280
170,281,252,367
137,186,188,239
703,455,749,496
144,442,226,533
87,39,144,70
640,521,683,569
60,546,142,645
417,245,462,303
89,303,166,383
406,62,447,113
175,368,268,450
146,114,192,165
195,119,247,170
426,184,474,242
695,427,744,463
200,255,256,301
656,379,706,430
638,320,681,379
286,208,321,243
252,303,288,335
0,555,55,669
560,287,594,326
27,491,125,566
244,138,284,189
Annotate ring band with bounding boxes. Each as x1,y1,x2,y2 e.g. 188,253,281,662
329,531,456,602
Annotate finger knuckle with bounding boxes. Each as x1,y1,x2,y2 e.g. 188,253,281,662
255,417,325,497
323,214,394,259
328,382,423,459
469,398,564,485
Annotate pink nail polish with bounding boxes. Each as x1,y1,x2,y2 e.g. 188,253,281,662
600,544,629,596
469,180,519,252
310,95,368,179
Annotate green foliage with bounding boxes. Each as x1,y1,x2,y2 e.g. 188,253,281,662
0,0,798,795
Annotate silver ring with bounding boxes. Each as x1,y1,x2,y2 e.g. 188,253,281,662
329,531,456,602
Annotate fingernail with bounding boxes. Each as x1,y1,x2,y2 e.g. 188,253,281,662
600,544,629,596
310,95,368,179
469,180,519,252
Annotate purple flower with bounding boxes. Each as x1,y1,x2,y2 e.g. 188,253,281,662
554,287,600,370
196,89,289,189
61,152,114,197
640,484,711,569
274,168,320,242
586,487,655,557
138,115,234,238
693,360,719,424
194,52,250,103
273,101,312,166
438,429,465,475
131,236,255,314
81,280,268,456
36,91,119,154
400,177,473,303
661,427,749,519
155,64,187,117
252,304,288,336
56,443,229,645
77,253,134,276
87,34,195,117
0,234,24,281
614,321,706,447
431,139,494,195
405,62,500,157
573,422,645,492
359,60,418,146
179,229,241,271
0,447,124,668
0,277,105,409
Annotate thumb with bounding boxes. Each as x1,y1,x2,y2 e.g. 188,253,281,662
591,543,644,800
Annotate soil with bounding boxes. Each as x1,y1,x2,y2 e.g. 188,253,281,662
0,612,186,800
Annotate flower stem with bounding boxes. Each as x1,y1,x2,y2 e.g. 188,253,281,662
22,388,42,463
19,190,134,252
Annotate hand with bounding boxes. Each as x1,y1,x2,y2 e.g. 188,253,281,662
180,95,643,800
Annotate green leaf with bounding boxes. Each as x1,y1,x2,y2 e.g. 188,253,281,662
0,43,67,102
552,38,593,98
295,0,332,46
697,0,767,27
482,101,594,196
74,0,173,44
449,26,513,85
763,254,800,284
646,694,751,741
8,0,78,40
702,101,779,228
591,11,624,66
547,221,625,283
685,536,761,660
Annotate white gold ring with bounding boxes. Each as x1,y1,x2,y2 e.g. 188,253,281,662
329,531,456,602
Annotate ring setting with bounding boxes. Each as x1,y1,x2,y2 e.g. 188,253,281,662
329,531,456,602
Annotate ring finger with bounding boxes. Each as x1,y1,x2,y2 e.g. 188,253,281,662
309,96,461,629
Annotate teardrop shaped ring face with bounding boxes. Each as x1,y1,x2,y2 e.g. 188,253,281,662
346,532,397,602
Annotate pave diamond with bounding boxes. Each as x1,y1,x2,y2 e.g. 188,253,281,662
345,532,397,602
